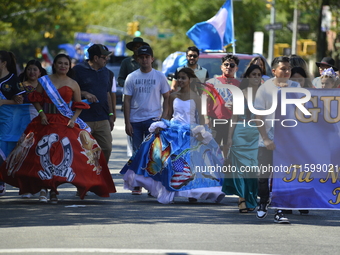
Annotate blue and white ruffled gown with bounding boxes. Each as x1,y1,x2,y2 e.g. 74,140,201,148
121,98,225,204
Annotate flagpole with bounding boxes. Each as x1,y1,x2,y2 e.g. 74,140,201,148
231,0,236,54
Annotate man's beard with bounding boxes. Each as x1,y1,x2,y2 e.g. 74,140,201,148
188,60,196,66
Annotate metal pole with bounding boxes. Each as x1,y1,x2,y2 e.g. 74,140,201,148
268,0,276,64
231,0,236,54
291,1,298,54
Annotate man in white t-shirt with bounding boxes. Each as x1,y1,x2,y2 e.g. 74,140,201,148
254,56,300,224
124,45,170,195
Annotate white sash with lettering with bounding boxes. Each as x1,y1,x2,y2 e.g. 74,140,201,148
38,75,90,132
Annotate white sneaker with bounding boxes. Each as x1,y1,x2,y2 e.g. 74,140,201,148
256,203,268,219
39,189,48,203
21,193,32,199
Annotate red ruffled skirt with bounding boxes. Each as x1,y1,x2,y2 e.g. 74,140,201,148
0,113,116,199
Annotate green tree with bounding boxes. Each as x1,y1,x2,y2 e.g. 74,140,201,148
2,0,339,70
0,0,83,66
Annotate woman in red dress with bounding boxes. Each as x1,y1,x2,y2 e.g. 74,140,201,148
0,54,116,204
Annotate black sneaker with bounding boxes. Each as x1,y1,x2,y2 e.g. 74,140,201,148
0,184,6,196
256,203,268,219
188,197,198,203
299,210,309,215
274,210,290,224
147,191,155,197
132,187,142,195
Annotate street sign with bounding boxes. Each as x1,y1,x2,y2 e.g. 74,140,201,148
145,27,158,36
287,22,310,32
265,22,283,31
158,33,174,39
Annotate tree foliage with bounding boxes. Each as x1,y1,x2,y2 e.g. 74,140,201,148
0,0,339,68
0,0,82,65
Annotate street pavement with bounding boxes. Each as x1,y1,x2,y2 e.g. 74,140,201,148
0,106,339,255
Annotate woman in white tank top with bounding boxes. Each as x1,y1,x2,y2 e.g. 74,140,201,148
121,68,225,204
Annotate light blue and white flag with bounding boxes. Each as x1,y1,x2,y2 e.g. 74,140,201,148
162,51,187,77
0,104,36,156
186,0,234,50
58,43,77,59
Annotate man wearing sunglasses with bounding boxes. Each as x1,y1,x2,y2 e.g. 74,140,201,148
170,46,209,93
204,54,240,157
73,44,115,164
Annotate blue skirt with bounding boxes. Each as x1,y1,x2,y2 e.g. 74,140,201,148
121,120,225,203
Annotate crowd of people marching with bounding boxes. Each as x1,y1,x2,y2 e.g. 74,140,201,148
0,38,339,224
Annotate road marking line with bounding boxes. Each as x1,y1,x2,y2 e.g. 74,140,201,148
0,248,272,254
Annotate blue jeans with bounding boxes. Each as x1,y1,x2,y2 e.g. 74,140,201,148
0,155,4,187
131,118,156,153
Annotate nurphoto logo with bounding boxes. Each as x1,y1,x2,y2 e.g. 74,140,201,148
201,84,312,128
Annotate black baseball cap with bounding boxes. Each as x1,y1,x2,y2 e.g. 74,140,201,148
87,44,112,58
137,45,153,57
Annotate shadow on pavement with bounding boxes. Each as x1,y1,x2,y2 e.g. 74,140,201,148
1,176,340,228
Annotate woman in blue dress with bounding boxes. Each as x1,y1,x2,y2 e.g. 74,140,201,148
121,68,225,204
0,50,24,195
222,65,263,212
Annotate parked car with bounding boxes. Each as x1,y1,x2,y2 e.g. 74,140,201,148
198,52,272,78
163,51,273,80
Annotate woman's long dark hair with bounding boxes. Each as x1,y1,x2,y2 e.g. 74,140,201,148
239,64,263,120
18,59,47,82
177,67,198,93
0,50,18,76
239,64,263,90
291,66,313,88
52,53,73,77
247,56,267,75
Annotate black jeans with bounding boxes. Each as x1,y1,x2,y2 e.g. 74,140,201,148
212,118,230,147
257,147,273,204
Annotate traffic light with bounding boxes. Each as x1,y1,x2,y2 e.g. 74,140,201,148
132,21,140,36
35,47,42,58
274,43,290,57
44,31,54,38
127,22,134,36
127,21,140,36
266,0,274,9
297,40,316,56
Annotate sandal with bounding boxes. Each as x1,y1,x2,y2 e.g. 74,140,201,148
39,189,48,203
238,200,248,213
49,191,58,204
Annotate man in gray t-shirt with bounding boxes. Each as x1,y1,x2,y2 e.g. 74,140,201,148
123,45,170,195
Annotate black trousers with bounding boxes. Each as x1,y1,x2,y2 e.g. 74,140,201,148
212,119,230,146
257,147,273,204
